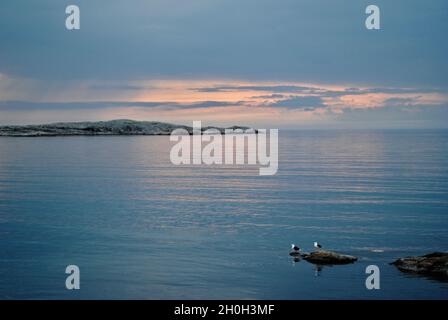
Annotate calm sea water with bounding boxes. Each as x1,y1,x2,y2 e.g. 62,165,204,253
0,130,447,299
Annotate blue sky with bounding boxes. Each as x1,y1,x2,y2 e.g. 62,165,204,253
0,0,447,128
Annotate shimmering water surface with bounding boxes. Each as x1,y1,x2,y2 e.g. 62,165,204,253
0,130,447,299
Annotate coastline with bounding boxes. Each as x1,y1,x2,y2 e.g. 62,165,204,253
0,119,254,137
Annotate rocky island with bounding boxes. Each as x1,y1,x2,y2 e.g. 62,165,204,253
301,250,358,265
0,119,254,137
289,250,358,265
391,252,448,280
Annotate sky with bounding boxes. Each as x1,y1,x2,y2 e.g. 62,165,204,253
0,0,447,128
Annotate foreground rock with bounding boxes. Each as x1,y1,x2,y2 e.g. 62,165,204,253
289,251,302,258
391,252,448,279
301,250,358,265
0,119,254,137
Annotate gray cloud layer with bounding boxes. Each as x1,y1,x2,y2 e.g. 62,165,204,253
0,0,447,87
0,100,242,111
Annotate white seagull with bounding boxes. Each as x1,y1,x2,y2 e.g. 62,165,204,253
314,242,322,250
289,244,302,257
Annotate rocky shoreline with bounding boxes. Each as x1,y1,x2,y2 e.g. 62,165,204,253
0,119,254,137
391,252,448,280
289,249,448,282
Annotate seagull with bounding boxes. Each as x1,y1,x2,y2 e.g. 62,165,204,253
289,244,301,257
314,242,322,250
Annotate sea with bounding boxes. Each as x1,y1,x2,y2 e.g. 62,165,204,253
0,130,447,299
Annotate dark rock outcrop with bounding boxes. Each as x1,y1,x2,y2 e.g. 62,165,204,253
391,252,448,279
301,250,358,265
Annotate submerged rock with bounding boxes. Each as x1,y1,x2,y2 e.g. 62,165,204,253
391,252,448,279
301,250,358,265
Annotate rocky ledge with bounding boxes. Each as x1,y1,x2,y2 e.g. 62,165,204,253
300,250,358,265
391,252,448,279
0,119,254,137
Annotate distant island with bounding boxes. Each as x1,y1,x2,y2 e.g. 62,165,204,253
0,119,254,137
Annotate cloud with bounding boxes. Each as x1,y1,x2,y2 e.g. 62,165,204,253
0,101,161,111
263,96,326,110
251,93,288,99
195,84,447,97
180,101,243,109
382,97,420,106
2,0,448,87
193,85,322,94
1,75,448,128
0,100,242,111
88,84,146,91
